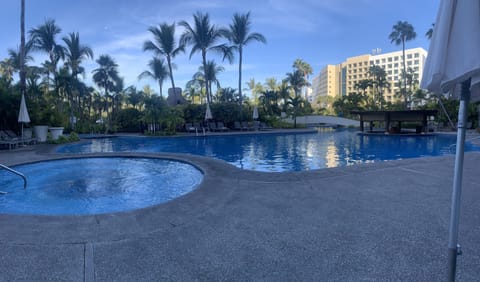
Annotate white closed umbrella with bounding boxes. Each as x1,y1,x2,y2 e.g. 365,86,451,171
205,102,213,120
253,105,259,120
17,93,30,140
421,0,480,280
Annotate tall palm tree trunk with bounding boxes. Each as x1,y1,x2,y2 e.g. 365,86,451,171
166,57,176,93
20,0,26,100
238,47,243,106
158,81,163,97
402,38,408,108
202,50,210,104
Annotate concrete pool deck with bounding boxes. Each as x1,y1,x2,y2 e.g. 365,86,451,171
0,143,480,281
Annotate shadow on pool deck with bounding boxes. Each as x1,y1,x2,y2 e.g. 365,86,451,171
0,146,480,281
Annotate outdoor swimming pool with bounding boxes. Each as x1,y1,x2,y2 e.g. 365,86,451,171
0,157,203,215
57,129,480,172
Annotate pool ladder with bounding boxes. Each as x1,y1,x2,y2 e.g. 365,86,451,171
0,163,27,194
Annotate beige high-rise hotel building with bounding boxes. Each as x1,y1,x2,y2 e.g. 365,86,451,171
311,47,428,105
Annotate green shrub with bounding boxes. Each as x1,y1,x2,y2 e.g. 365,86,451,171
47,132,80,144
115,108,143,132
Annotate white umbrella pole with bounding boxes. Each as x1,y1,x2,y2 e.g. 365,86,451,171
447,80,470,281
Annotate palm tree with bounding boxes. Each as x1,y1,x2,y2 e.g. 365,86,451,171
4,45,33,90
389,21,416,109
286,70,308,98
26,66,43,102
368,65,390,109
217,87,238,103
0,59,15,87
124,86,145,110
396,67,419,109
259,90,280,115
278,81,291,113
285,70,308,127
286,95,303,128
143,23,184,93
264,77,278,91
29,19,64,93
200,60,224,101
223,12,266,106
92,55,119,97
138,57,169,97
20,0,26,101
62,32,93,122
62,32,93,79
185,71,206,103
246,78,264,104
92,54,120,130
354,79,372,97
179,11,225,104
293,58,313,98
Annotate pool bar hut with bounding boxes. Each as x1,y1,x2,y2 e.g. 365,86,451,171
351,110,438,134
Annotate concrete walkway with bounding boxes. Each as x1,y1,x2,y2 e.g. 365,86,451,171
0,146,479,281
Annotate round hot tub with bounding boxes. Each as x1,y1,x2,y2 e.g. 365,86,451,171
0,157,203,215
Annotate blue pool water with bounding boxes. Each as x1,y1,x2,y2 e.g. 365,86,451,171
57,129,480,172
0,158,203,215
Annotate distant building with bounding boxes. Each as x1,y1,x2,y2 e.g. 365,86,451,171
311,47,428,105
166,87,187,106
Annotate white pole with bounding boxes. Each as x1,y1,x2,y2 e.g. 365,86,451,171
447,80,470,281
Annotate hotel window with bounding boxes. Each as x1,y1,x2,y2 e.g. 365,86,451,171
359,62,362,66
407,61,412,65
382,58,386,63
394,76,398,80
387,64,392,68
407,54,412,59
388,70,392,74
414,60,419,65
414,67,419,71
394,63,398,67
394,56,399,61
388,57,392,62
414,53,419,58
375,59,380,64
394,69,398,74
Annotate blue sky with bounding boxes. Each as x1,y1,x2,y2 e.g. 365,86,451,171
0,0,440,96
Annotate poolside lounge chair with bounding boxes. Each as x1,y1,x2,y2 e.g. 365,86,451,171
233,121,246,131
241,121,254,131
259,122,273,131
192,122,208,135
4,129,36,144
208,122,219,132
216,122,229,132
185,123,197,133
253,121,260,131
0,131,21,150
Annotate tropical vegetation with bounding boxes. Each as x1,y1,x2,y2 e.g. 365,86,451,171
1,8,476,137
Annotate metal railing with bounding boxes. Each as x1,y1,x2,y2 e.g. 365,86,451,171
0,163,27,193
